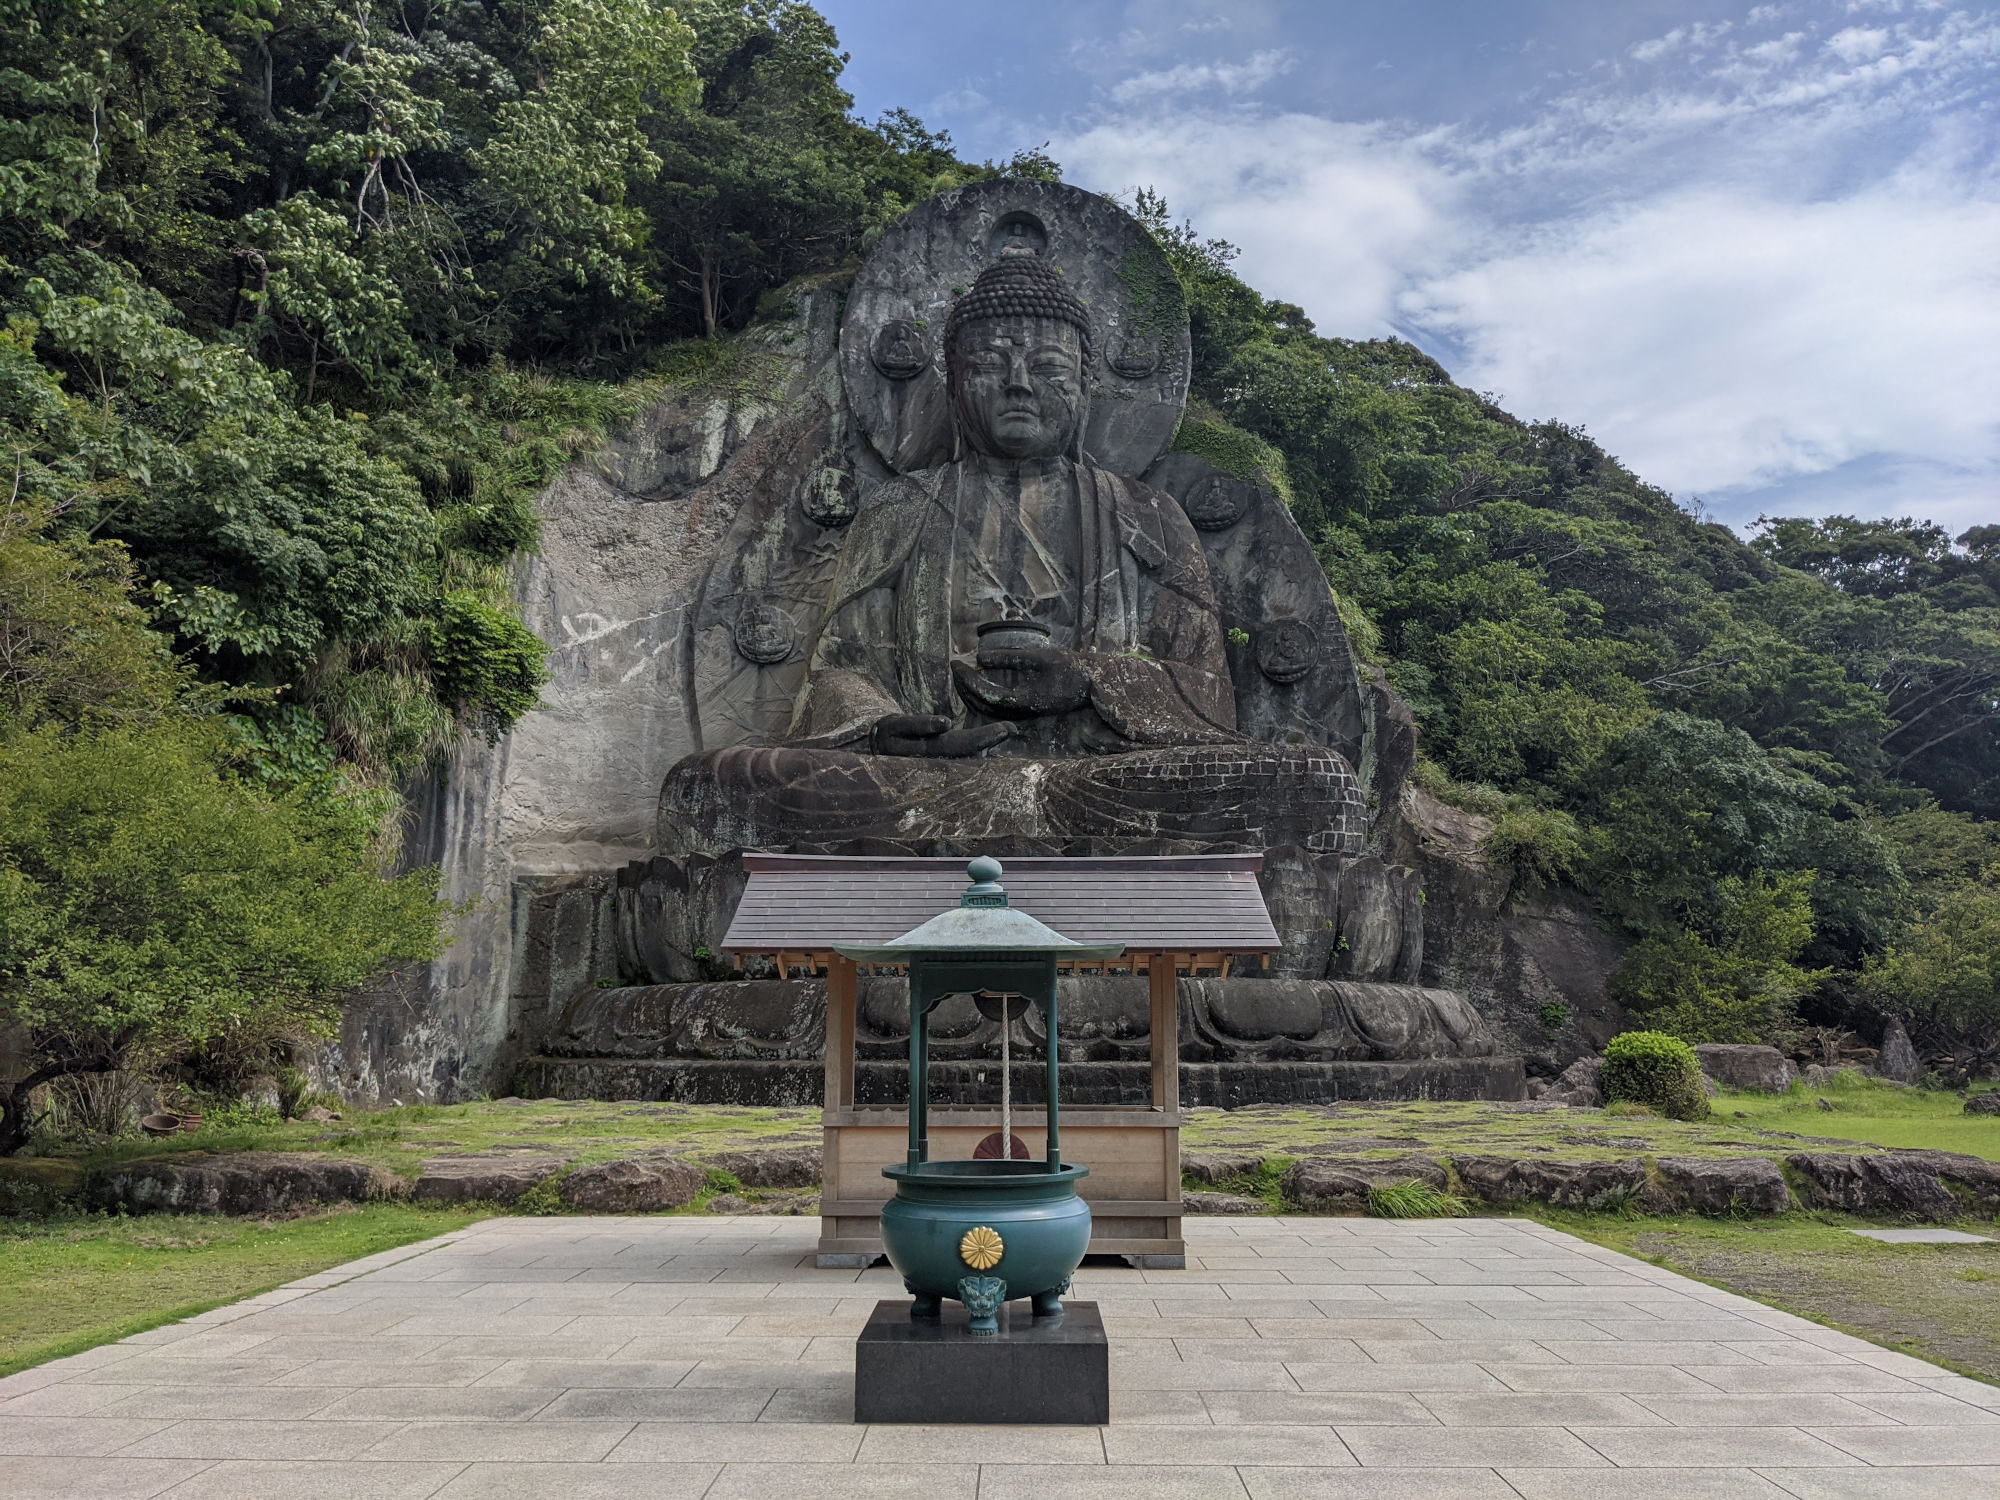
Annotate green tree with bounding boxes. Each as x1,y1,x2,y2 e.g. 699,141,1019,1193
1611,872,1827,1044
0,722,444,1153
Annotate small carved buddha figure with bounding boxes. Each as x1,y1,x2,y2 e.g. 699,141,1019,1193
790,246,1237,758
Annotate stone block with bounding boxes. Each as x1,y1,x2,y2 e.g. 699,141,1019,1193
700,1145,821,1188
1284,1155,1448,1213
1181,1151,1264,1185
1695,1043,1797,1093
0,1157,85,1216
1786,1152,1957,1221
1453,1155,1646,1211
1878,1017,1924,1084
86,1153,406,1216
414,1151,567,1205
1183,1191,1267,1215
854,1298,1108,1425
1543,1054,1603,1107
1652,1156,1791,1215
557,1154,705,1213
1886,1149,2000,1211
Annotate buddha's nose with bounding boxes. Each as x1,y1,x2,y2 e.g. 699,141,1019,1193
1004,351,1033,392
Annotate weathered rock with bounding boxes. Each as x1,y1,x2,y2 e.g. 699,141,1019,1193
1694,1044,1796,1094
1383,787,1630,1075
701,1146,821,1189
1181,1152,1265,1186
302,1105,342,1123
87,1153,406,1216
1284,1155,1448,1213
1965,1092,2000,1117
706,1192,818,1216
1653,1157,1791,1215
1786,1153,1956,1221
1878,1020,1924,1085
1544,1055,1604,1108
1887,1150,2000,1211
1183,1191,1267,1216
1453,1155,1646,1211
557,1154,705,1213
414,1151,567,1205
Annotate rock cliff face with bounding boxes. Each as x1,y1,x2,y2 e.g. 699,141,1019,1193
333,282,853,1101
1383,786,1629,1077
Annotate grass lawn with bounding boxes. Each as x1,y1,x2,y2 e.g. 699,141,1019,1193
1547,1208,2000,1384
1179,1071,2000,1165
0,1203,490,1378
40,1097,824,1182
1723,1070,2000,1157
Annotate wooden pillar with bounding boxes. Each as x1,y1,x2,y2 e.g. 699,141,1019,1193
1147,952,1179,1114
824,955,856,1111
1149,950,1183,1255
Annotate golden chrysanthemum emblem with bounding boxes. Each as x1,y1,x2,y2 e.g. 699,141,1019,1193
959,1225,1004,1271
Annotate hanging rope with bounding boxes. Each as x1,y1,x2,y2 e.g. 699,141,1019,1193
1000,1000,1011,1157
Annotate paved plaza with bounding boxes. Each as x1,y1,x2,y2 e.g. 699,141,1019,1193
4,1215,1999,1498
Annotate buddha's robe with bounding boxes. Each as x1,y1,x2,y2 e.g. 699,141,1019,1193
788,452,1237,753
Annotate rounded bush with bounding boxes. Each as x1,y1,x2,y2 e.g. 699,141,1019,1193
1602,1031,1710,1121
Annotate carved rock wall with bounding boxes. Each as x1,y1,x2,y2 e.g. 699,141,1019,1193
331,283,852,1101
1383,786,1630,1078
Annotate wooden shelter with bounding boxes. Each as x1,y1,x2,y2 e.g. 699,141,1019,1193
719,853,1283,1268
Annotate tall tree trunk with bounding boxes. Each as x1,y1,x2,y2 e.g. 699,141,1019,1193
700,249,718,339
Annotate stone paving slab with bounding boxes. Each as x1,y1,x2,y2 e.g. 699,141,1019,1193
3,1215,1998,1497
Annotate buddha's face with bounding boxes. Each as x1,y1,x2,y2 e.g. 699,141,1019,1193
949,316,1086,459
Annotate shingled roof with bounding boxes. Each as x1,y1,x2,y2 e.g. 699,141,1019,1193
720,854,1280,955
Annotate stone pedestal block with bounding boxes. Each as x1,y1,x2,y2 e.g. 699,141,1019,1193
854,1299,1108,1425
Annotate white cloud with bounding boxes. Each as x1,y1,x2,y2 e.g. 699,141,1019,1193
1405,180,2000,518
1056,6,2000,531
1826,25,1891,60
1063,111,1454,334
1109,49,1294,104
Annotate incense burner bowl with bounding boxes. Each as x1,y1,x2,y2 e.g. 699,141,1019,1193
880,1160,1091,1333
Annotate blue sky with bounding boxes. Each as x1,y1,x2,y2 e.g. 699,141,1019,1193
817,1,1999,535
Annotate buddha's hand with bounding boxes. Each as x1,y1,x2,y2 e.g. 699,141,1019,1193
870,714,1012,758
953,647,1092,719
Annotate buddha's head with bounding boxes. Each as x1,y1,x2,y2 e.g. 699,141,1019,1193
945,248,1092,460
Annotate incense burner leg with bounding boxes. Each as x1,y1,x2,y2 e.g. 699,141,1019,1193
958,1275,1008,1335
905,1279,941,1320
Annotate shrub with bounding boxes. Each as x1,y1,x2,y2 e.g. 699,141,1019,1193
1601,1031,1710,1121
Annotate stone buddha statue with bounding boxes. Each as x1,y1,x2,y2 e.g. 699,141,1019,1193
791,247,1236,758
656,246,1366,859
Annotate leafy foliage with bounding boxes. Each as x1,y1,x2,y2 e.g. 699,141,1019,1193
0,722,444,1152
1601,1032,1711,1122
